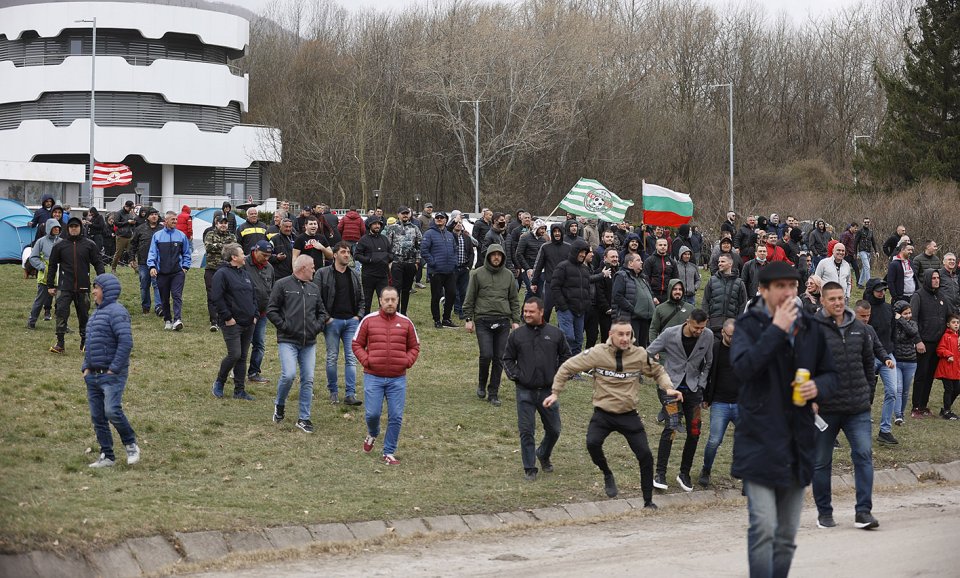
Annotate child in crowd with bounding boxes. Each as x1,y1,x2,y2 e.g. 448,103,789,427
935,314,960,420
893,301,921,425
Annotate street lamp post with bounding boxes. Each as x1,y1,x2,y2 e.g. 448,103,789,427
708,83,734,213
76,17,97,208
459,100,481,214
373,190,380,210
852,135,871,185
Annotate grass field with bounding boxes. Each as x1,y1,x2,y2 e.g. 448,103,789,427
1,263,958,553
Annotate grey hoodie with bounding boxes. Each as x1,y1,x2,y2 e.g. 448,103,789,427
675,245,700,296
29,218,63,282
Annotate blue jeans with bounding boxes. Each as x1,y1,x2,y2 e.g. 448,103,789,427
453,266,470,318
744,480,806,578
858,251,872,286
876,358,898,433
702,402,739,473
813,411,874,516
556,309,585,355
364,373,407,455
85,372,136,461
275,342,315,420
248,315,268,377
895,361,917,418
325,317,359,397
137,264,161,311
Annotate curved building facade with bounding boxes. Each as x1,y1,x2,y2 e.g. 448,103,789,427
0,0,281,211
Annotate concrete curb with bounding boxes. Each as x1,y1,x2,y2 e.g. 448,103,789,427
3,460,957,577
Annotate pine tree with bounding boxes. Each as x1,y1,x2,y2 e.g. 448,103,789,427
863,0,960,182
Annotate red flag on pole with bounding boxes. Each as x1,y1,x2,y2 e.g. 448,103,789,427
92,163,133,188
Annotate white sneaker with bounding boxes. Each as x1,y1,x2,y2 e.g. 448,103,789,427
89,453,115,468
164,320,173,330
125,443,141,465
172,319,183,331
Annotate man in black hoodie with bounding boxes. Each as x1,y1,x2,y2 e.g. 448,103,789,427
47,217,105,353
355,219,392,314
531,224,570,323
552,238,592,355
910,269,953,417
863,278,898,444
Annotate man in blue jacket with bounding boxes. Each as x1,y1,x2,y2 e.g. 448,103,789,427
82,274,139,468
148,211,192,331
420,211,458,328
731,261,837,578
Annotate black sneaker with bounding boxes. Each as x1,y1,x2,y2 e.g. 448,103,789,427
643,501,658,510
854,511,879,529
653,473,668,490
877,431,899,445
79,336,86,352
441,319,457,328
273,404,285,423
296,419,314,433
233,390,255,401
603,472,618,498
536,448,554,473
434,321,443,329
677,473,694,492
817,514,837,528
942,409,959,421
343,395,362,406
476,386,486,400
489,396,501,407
524,471,537,482
698,469,711,488
26,320,35,330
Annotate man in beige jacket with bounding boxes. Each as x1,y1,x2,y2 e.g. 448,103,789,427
545,317,681,507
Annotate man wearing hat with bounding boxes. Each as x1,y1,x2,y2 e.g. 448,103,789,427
111,200,138,273
129,207,163,315
385,206,423,315
203,216,236,330
421,210,459,328
864,278,898,444
245,240,276,384
46,217,105,353
730,261,837,577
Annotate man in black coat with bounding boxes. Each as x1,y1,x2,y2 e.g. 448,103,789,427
355,219,392,314
502,297,572,481
531,224,570,323
47,217,105,354
910,269,954,417
551,238,592,355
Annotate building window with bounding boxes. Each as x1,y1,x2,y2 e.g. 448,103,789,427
225,181,244,204
70,38,83,55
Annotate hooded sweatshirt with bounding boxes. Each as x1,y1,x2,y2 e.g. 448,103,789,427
82,274,133,375
176,205,193,239
551,238,592,315
865,277,894,352
462,243,520,322
649,279,690,342
29,219,62,286
46,225,104,291
675,246,700,296
355,222,391,277
532,224,570,285
910,269,953,343
552,338,674,414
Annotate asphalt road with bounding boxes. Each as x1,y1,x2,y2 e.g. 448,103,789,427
189,484,960,577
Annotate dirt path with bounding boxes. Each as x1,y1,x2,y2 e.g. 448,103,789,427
190,484,960,577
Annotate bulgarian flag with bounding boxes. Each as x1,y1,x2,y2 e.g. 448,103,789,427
642,181,693,227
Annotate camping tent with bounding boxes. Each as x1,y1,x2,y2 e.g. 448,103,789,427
0,199,36,264
190,208,242,268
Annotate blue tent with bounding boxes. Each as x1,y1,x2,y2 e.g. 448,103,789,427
0,200,35,264
190,207,243,268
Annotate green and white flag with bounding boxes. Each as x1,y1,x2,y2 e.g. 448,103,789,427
557,178,634,223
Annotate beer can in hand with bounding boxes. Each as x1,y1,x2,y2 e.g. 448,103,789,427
792,368,810,406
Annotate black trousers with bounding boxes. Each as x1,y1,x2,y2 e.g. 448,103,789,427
390,262,417,315
204,269,217,324
656,388,703,477
55,289,90,342
475,317,510,395
584,306,599,348
429,271,456,322
586,407,654,503
362,273,389,315
517,386,561,474
631,318,651,348
217,323,254,392
943,379,959,412
913,342,939,410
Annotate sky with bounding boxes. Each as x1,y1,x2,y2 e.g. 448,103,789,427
227,0,870,25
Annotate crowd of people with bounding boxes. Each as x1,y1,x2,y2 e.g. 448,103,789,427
23,197,960,577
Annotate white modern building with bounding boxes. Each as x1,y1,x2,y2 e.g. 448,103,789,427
0,0,281,212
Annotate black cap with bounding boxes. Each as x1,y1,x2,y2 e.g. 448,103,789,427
67,216,82,226
124,200,135,207
757,261,801,285
217,216,230,223
434,211,448,220
397,205,411,214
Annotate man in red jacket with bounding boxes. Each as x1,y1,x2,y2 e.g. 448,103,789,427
176,205,193,240
352,285,420,465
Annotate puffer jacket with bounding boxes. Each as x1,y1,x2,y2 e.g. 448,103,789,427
266,274,328,346
352,309,420,377
893,316,921,362
463,243,520,322
910,269,953,343
337,210,366,242
515,230,545,271
701,272,748,329
550,238,592,315
421,222,458,274
935,329,960,380
814,308,875,414
355,226,392,278
176,205,193,239
611,267,655,320
532,224,570,284
81,274,133,375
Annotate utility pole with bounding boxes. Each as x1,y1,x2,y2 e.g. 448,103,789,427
76,17,97,208
708,83,734,213
460,100,481,214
